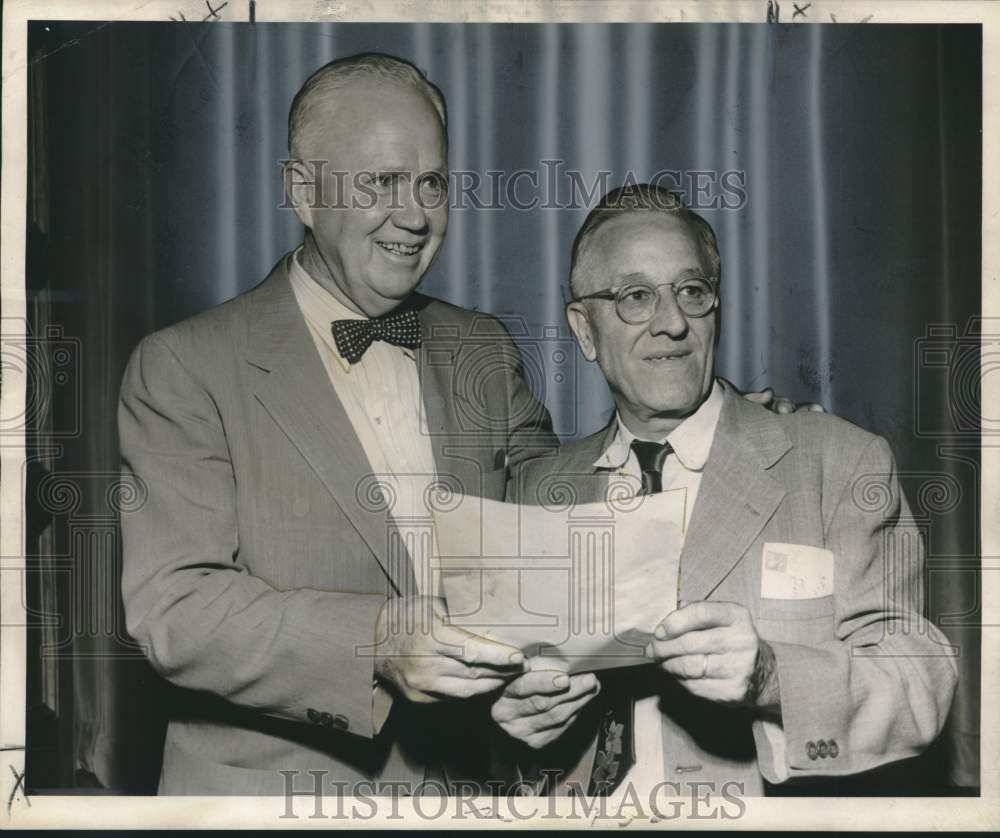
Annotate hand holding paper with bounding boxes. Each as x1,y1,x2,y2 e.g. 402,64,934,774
491,670,601,749
647,601,779,711
434,490,686,674
373,594,525,703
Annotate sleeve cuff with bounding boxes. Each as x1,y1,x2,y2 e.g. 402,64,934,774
755,719,790,783
761,640,851,776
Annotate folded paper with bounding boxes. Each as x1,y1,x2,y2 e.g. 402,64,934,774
432,490,686,674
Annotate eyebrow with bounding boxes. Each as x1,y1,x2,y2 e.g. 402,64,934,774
611,271,650,284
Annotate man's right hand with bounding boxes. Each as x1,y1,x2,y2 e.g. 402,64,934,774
374,595,525,703
742,386,825,414
491,670,601,749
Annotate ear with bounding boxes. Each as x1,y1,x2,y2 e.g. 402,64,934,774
566,302,598,362
284,159,317,228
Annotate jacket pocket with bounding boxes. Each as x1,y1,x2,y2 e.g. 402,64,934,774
755,595,836,646
758,595,835,621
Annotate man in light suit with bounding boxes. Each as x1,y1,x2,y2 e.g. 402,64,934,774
119,55,808,796
118,53,552,795
492,183,959,798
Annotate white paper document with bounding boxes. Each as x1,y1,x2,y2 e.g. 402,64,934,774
433,490,686,674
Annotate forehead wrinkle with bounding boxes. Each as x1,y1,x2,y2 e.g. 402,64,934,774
585,222,705,285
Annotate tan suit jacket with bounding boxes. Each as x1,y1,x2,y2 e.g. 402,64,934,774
118,254,557,794
513,381,958,795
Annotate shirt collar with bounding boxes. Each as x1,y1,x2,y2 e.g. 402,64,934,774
287,246,415,371
594,379,725,472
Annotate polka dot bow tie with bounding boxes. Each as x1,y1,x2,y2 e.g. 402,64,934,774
330,309,422,364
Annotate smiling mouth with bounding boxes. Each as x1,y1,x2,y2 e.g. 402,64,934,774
376,240,423,257
642,350,691,362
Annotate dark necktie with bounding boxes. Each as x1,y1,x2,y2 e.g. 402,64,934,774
330,309,422,364
587,438,673,796
630,439,674,495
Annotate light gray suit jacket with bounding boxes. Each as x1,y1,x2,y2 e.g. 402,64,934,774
118,253,557,794
513,380,958,795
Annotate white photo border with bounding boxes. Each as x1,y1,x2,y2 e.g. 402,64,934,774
1,0,996,829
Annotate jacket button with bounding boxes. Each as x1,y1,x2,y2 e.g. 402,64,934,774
306,708,322,724
332,714,349,731
319,712,335,728
817,739,829,758
829,740,839,758
806,741,818,760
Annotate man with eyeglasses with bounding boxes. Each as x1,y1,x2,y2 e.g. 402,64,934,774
490,183,957,798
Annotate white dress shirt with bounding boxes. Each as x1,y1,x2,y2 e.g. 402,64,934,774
288,249,440,593
288,249,440,732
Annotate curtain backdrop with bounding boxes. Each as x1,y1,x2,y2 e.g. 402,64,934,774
25,21,981,792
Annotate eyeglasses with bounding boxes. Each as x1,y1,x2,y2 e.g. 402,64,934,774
573,276,719,325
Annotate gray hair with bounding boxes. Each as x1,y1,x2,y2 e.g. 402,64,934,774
569,183,721,298
288,52,447,158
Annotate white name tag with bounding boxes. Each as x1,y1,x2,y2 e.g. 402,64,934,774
761,542,834,599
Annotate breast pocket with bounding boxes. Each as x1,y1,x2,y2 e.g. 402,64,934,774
756,595,836,645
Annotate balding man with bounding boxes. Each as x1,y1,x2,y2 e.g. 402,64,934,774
118,53,554,796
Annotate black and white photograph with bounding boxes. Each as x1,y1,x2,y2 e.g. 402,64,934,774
0,0,995,829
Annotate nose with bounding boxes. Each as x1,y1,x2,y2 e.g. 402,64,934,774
391,179,430,233
646,287,689,338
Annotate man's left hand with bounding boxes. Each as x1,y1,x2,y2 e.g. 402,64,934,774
646,601,780,712
742,386,825,414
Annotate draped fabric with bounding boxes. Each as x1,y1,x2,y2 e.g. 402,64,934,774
25,21,980,792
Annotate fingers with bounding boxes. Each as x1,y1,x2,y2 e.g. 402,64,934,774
648,626,731,661
437,625,525,669
773,397,796,415
389,654,512,701
492,673,599,722
430,638,526,685
659,653,714,680
502,670,574,700
492,671,602,748
464,634,525,668
741,387,773,405
529,688,600,733
495,672,598,717
738,388,825,415
523,672,599,711
422,673,512,700
656,601,743,640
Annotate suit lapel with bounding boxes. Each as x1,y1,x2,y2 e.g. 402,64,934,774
413,300,506,500
532,420,619,505
245,258,415,595
678,386,792,604
569,421,619,503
